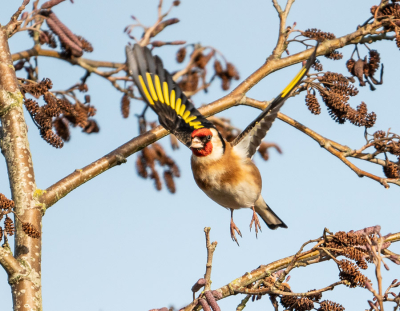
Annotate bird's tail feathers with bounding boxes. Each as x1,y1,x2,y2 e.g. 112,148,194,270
254,196,287,230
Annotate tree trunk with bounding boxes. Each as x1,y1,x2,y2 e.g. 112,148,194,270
0,26,42,311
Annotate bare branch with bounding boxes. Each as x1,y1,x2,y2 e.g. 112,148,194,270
244,97,400,188
0,246,25,276
183,231,400,311
203,227,217,291
234,280,345,296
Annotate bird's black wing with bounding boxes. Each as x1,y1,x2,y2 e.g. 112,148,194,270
231,43,319,158
126,44,215,148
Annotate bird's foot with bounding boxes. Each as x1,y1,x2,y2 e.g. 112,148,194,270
249,206,262,238
230,218,242,246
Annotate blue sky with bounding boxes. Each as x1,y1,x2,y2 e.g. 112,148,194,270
1,0,399,310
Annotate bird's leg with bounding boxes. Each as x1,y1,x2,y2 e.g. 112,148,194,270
230,209,242,245
249,206,262,238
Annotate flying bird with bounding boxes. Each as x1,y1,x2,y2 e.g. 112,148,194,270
126,43,318,244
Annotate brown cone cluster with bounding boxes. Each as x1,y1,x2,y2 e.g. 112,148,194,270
21,78,99,148
383,162,400,179
313,72,376,127
371,3,400,26
20,78,53,98
175,45,239,94
366,130,400,178
29,29,57,48
323,229,383,289
136,142,180,193
178,70,199,93
0,194,15,242
0,193,15,214
214,60,240,91
339,259,371,288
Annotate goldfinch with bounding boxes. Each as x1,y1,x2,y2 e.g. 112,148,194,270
126,44,318,244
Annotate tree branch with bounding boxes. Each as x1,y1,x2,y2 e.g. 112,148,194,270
12,47,124,69
183,232,400,311
37,18,396,208
244,97,400,188
234,280,345,296
203,227,217,292
0,246,25,277
271,0,295,58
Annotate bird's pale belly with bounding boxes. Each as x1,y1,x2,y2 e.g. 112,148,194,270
193,170,262,210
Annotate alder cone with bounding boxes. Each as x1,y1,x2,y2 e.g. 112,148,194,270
22,222,41,239
4,216,15,236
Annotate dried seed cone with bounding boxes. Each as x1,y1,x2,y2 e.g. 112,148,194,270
151,171,162,191
53,117,70,142
195,51,214,69
338,259,370,288
83,120,100,134
221,75,230,90
312,59,323,71
226,63,239,80
136,154,148,178
367,50,380,76
305,92,321,115
22,222,41,239
324,51,343,60
0,227,3,242
24,99,40,115
383,162,400,178
281,296,314,311
373,130,386,139
317,300,345,311
163,170,176,194
179,71,199,92
346,58,355,74
121,94,130,118
303,28,336,41
41,128,64,148
77,35,93,52
176,47,187,63
307,290,322,302
214,60,223,75
0,193,15,211
342,247,368,269
4,216,15,236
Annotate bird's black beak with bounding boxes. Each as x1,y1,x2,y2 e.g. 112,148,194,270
190,137,204,149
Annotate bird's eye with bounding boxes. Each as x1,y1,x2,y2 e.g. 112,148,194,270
207,135,211,141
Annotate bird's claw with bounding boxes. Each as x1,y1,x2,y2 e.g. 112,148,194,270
230,219,242,246
250,206,262,238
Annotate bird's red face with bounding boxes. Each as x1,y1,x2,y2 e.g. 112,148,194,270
190,128,213,157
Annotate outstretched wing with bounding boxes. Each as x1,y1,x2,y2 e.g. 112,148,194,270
126,44,215,148
231,43,319,158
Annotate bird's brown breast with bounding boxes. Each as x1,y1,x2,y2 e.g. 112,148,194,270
191,143,262,209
